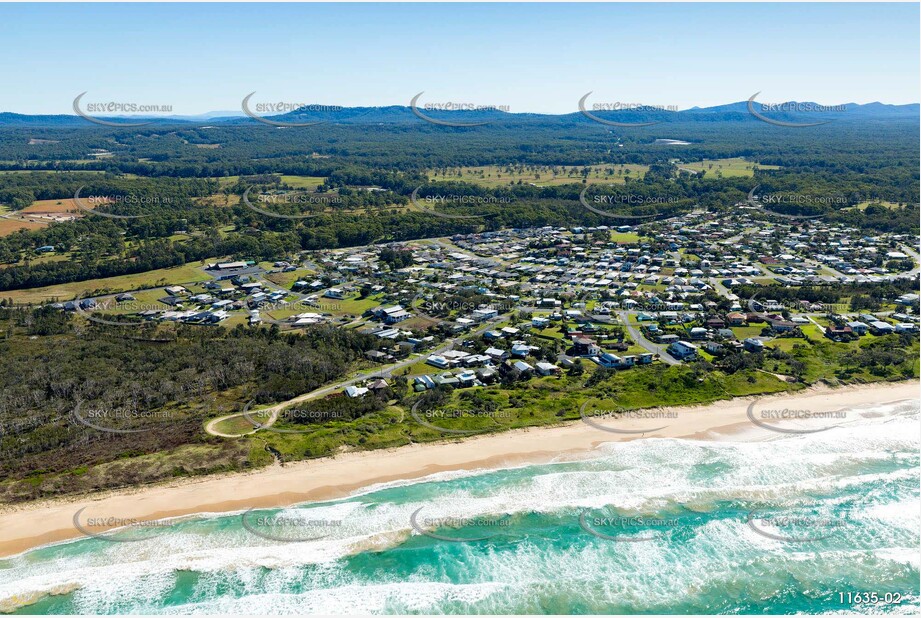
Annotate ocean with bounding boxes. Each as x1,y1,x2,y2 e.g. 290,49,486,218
1,399,918,615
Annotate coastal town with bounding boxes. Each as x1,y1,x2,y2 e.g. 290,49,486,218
62,207,920,404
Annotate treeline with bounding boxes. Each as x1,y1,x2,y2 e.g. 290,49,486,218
0,311,380,481
3,166,916,291
1,115,917,172
734,278,919,307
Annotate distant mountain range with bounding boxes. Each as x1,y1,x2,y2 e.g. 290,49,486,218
1,100,917,128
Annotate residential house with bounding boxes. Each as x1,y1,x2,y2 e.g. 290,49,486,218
471,308,499,322
743,337,765,352
572,337,601,356
535,362,560,376
846,321,869,336
667,340,698,360
825,325,854,341
597,353,622,368
870,321,895,335
345,385,369,398
726,312,747,326
689,327,708,340
512,360,534,375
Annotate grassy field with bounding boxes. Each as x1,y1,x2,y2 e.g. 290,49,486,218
0,216,45,236
279,175,326,189
20,198,108,215
730,325,766,339
0,196,112,236
195,193,238,207
0,170,104,175
6,262,213,303
609,231,642,243
677,157,781,178
848,201,906,211
263,268,317,288
428,164,649,188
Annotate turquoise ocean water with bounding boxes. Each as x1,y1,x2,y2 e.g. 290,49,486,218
1,399,918,614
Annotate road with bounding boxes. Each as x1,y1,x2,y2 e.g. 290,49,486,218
899,244,921,278
615,310,681,365
204,316,502,438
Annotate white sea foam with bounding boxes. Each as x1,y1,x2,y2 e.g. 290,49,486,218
1,398,917,613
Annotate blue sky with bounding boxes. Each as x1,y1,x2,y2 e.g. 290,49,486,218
1,3,918,115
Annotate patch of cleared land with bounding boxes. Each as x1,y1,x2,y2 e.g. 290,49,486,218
0,217,45,236
6,262,213,304
21,198,106,216
279,175,326,189
609,231,642,243
195,193,238,207
847,201,907,211
677,157,781,178
429,164,649,188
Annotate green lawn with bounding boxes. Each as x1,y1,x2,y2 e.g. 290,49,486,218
609,231,641,244
730,325,766,339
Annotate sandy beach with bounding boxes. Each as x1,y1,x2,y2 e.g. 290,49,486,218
1,380,917,558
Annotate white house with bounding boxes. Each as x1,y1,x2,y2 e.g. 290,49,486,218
535,362,560,376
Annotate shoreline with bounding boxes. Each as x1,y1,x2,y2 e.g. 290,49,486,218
1,380,917,559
